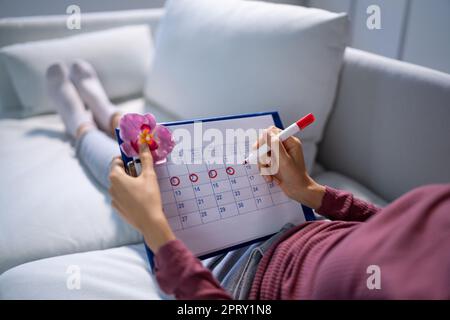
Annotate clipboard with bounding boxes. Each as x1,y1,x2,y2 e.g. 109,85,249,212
115,111,315,272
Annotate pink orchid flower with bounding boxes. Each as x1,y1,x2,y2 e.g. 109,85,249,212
119,113,175,163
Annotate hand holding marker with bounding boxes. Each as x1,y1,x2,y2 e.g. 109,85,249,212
243,113,315,165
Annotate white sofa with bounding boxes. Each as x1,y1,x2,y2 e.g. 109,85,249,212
0,8,449,299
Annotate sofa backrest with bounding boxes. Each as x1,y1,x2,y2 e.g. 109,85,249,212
318,48,450,201
0,8,164,115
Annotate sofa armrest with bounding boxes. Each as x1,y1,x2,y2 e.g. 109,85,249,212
318,48,450,201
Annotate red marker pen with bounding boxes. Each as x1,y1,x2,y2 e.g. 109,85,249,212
243,113,315,164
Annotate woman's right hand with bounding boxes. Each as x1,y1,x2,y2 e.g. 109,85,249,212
256,126,326,210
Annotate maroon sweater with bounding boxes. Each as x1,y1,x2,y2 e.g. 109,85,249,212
154,184,450,299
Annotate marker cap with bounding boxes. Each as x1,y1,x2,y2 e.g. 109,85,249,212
296,113,315,130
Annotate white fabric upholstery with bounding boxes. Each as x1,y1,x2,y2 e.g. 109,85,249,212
145,0,349,172
318,48,450,201
0,98,176,274
0,244,161,300
0,25,153,117
0,9,164,116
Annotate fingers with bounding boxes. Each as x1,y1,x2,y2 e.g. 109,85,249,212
282,136,302,154
254,126,281,167
272,176,281,185
111,156,124,169
139,142,154,175
108,158,131,217
262,174,281,185
109,156,134,194
254,126,281,150
256,127,285,176
253,126,297,189
266,127,282,150
281,136,303,164
257,135,292,190
254,126,300,159
110,157,126,177
262,173,273,183
268,131,290,168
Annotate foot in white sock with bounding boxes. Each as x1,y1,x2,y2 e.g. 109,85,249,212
70,60,118,133
46,63,95,138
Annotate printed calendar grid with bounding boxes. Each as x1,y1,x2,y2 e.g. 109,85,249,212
188,161,222,225
158,144,292,231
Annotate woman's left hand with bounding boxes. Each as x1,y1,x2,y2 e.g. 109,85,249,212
108,143,175,253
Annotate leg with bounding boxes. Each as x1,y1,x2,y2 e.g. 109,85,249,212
70,60,121,136
46,63,119,189
46,63,95,138
76,129,120,190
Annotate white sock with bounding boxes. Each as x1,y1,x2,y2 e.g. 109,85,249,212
46,63,95,138
70,60,117,132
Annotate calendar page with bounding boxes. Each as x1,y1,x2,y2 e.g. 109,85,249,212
147,113,309,257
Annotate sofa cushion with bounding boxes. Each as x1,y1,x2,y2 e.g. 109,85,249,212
0,25,153,117
0,244,161,299
0,98,177,274
145,0,349,172
0,170,386,299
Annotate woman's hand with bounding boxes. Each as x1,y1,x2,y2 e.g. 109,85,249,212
108,143,175,253
256,126,326,210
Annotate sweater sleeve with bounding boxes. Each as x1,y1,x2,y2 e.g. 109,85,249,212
316,186,381,222
154,239,232,300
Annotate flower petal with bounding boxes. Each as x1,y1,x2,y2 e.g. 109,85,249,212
154,125,175,149
119,113,145,142
151,125,175,163
131,140,139,154
140,124,152,132
143,113,157,131
120,140,139,158
148,139,159,151
119,113,174,163
152,146,171,163
152,149,166,163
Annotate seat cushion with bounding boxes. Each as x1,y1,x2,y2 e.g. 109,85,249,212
0,169,386,299
312,170,387,207
0,98,177,274
0,244,161,300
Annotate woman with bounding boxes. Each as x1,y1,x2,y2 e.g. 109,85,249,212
47,61,450,300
